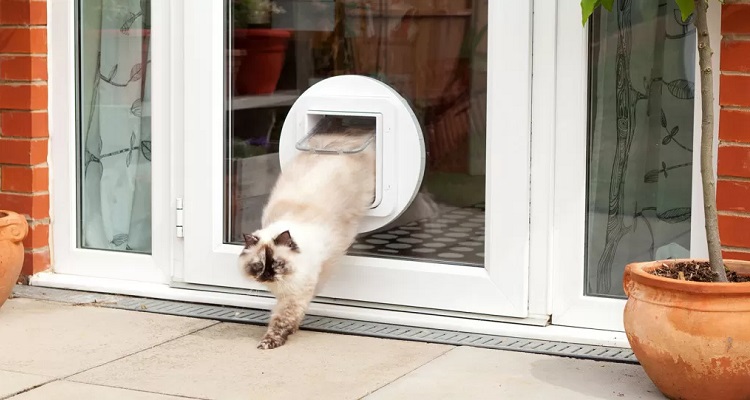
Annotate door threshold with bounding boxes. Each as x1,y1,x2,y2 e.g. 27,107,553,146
13,283,636,364
169,281,550,327
28,272,631,350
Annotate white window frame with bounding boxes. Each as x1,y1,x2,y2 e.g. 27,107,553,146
173,0,536,318
48,0,174,283
549,0,722,331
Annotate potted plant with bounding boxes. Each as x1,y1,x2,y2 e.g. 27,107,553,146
231,0,291,95
0,211,29,310
581,1,750,399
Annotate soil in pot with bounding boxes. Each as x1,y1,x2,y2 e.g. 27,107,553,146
651,260,750,283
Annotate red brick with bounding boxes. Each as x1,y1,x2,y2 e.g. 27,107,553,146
0,165,48,192
0,0,46,25
717,179,750,213
0,27,46,54
720,74,750,107
722,3,750,35
22,222,48,249
718,145,750,178
719,109,750,143
723,250,750,262
0,138,47,165
719,214,750,248
0,192,49,219
717,145,750,178
721,40,750,73
0,55,47,81
0,111,47,138
0,84,47,110
21,249,50,276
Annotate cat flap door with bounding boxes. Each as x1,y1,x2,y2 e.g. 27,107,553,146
278,75,426,233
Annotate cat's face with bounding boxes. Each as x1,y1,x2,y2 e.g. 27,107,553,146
238,229,299,284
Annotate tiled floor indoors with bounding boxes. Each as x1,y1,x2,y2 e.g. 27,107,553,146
0,294,664,399
351,203,486,266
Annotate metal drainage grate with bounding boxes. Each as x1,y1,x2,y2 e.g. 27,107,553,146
12,285,638,364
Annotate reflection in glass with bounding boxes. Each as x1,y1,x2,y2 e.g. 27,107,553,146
586,3,695,297
78,0,152,253
226,0,488,267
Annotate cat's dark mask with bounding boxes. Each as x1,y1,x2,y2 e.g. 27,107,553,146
239,230,299,283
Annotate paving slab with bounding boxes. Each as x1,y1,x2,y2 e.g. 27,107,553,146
8,381,197,400
0,370,52,399
365,346,663,400
71,322,451,400
0,298,217,378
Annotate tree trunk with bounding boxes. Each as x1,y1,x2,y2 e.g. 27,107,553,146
693,0,727,282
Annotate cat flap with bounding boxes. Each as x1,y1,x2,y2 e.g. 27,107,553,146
278,75,426,234
295,114,375,155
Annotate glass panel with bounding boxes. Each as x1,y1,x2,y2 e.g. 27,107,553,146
225,0,488,267
585,3,695,297
78,0,152,253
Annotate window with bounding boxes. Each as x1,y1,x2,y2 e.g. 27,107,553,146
585,3,696,297
77,0,152,253
225,0,489,267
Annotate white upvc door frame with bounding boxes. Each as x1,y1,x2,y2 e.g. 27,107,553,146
48,0,174,283
549,0,722,331
175,0,535,318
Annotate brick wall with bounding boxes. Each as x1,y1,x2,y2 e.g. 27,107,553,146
0,0,50,277
718,1,750,261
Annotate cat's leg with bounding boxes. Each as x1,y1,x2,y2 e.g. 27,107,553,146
258,288,314,350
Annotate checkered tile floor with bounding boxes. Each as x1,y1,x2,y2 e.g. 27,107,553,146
350,203,485,267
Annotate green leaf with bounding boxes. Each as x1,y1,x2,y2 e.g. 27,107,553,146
601,0,615,11
674,0,695,21
581,0,602,26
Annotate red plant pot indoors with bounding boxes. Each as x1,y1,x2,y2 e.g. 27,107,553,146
232,29,292,95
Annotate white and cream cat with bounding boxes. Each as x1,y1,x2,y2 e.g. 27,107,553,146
238,132,375,349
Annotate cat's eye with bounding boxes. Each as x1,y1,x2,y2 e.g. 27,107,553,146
249,262,264,274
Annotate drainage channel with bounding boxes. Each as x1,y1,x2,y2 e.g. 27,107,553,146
12,285,638,364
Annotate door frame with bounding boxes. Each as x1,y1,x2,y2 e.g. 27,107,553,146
45,0,699,344
174,0,535,318
48,0,174,283
548,0,722,331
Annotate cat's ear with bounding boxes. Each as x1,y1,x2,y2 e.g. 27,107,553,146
243,234,259,247
273,230,299,251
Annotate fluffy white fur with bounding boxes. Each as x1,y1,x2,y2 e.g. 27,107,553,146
238,131,375,349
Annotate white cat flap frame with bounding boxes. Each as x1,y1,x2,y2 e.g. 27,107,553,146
278,75,426,233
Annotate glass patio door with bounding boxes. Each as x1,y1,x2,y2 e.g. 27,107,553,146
175,0,533,318
551,0,717,331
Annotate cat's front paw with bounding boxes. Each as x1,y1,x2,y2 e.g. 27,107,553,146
257,335,285,350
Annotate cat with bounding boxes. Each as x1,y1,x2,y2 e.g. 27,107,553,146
238,129,375,350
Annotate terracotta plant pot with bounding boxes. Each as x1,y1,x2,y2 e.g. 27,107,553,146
623,259,750,400
232,29,292,95
0,211,29,309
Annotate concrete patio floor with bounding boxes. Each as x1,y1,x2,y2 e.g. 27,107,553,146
0,297,664,399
